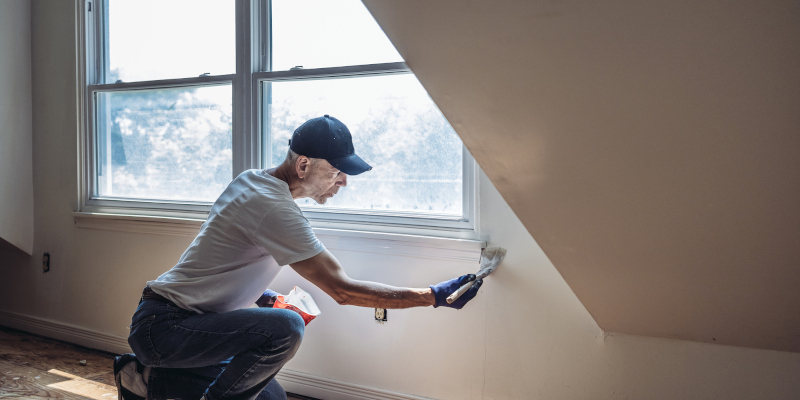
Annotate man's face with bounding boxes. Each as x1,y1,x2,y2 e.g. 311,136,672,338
303,158,348,204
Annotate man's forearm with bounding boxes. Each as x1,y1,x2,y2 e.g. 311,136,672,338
334,280,435,309
291,250,436,309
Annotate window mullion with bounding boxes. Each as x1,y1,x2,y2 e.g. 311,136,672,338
233,0,268,176
233,0,255,178
84,1,97,85
262,0,271,72
255,0,270,169
99,0,109,84
260,0,271,169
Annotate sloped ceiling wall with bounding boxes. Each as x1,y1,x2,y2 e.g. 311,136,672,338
363,0,800,352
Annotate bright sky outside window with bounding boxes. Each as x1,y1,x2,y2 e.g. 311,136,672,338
271,0,403,71
108,0,235,82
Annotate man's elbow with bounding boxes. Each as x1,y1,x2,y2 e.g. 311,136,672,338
326,278,357,306
331,291,352,306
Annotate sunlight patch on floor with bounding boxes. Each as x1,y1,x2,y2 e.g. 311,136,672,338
47,368,117,398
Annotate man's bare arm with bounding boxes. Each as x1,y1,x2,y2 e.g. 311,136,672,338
290,250,435,309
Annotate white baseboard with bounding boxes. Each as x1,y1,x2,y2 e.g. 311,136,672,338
0,309,436,400
276,369,436,400
0,309,131,354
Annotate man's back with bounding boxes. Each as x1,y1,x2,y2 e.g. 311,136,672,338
147,169,325,313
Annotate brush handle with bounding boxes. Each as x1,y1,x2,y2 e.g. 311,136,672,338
445,279,477,304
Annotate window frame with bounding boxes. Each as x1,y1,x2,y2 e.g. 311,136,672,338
78,0,479,238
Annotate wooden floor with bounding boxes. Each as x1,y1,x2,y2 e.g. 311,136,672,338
0,326,310,399
0,326,116,399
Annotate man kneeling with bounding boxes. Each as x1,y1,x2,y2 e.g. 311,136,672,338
116,116,482,400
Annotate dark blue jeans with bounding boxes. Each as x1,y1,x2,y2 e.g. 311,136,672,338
146,358,287,400
128,299,304,400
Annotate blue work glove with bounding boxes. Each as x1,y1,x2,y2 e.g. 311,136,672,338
255,289,281,308
430,274,483,309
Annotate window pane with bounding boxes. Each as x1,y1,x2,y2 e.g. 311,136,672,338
271,0,403,71
107,0,235,83
95,85,232,202
263,74,462,216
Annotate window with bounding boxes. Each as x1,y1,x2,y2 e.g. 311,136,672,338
80,0,478,237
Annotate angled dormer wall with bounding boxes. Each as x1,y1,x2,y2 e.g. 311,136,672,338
364,0,800,353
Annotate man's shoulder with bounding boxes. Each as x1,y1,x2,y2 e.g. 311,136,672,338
234,170,291,198
212,170,293,217
235,169,275,184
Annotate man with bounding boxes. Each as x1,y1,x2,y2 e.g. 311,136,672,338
115,115,482,400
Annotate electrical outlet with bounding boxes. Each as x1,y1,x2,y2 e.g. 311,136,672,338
42,253,50,273
375,308,387,324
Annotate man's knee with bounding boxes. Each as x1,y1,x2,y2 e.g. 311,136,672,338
286,310,306,346
276,309,304,353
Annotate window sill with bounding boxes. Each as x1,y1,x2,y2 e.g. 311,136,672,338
73,212,484,263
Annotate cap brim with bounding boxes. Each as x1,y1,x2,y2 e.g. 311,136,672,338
328,154,372,176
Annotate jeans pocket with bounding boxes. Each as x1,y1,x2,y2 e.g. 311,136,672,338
129,312,151,331
147,307,197,362
128,314,161,366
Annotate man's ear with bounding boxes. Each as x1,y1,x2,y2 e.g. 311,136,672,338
296,156,311,179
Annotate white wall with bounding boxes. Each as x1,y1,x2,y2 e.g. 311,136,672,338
0,0,34,255
0,1,798,399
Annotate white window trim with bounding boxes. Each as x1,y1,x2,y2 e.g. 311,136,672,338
75,0,481,241
72,211,485,261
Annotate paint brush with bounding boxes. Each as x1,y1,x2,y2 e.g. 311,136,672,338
446,247,507,304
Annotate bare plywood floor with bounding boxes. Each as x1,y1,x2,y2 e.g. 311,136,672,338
0,326,310,399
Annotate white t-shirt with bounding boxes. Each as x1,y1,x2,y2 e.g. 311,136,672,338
147,169,326,313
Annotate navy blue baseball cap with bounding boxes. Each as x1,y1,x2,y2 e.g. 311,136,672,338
289,115,372,175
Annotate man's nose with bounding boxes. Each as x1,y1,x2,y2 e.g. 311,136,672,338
337,173,347,187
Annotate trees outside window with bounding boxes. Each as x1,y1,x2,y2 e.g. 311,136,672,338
82,0,477,235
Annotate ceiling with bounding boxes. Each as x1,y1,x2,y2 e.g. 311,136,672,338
363,0,800,352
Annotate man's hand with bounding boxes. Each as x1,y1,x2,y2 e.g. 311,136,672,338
255,289,280,308
430,274,482,309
